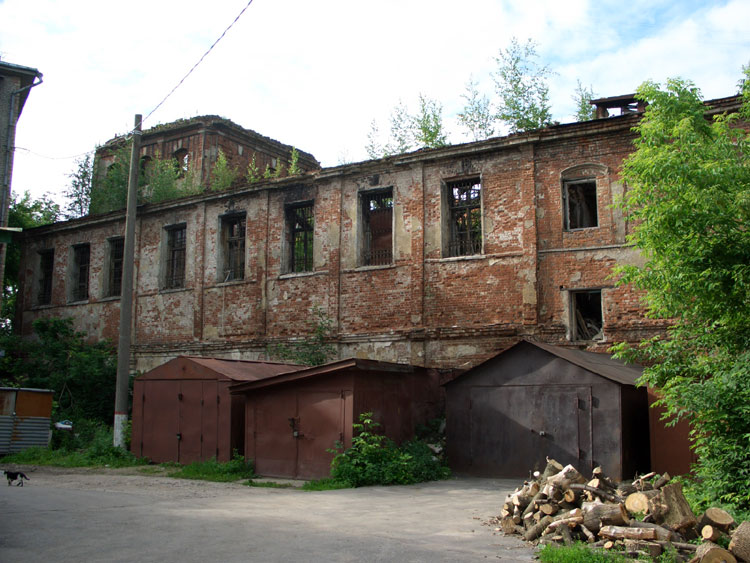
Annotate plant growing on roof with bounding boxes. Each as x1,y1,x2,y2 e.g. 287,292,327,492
288,147,301,175
245,154,260,183
209,149,238,191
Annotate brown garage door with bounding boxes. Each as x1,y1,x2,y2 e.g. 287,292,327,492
468,385,593,477
254,391,344,479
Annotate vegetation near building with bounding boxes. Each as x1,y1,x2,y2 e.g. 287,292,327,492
614,70,750,511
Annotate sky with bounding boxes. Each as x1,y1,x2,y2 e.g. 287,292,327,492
0,0,748,206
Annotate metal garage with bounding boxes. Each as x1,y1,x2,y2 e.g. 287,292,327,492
131,357,298,463
445,340,650,480
0,387,53,455
231,358,443,480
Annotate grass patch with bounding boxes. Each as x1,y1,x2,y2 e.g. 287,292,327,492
301,478,350,491
538,543,627,563
245,480,297,489
168,456,255,482
1,423,145,469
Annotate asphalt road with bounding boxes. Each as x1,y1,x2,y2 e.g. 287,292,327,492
0,469,537,562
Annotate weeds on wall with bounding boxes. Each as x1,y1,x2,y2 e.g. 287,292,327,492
267,305,336,366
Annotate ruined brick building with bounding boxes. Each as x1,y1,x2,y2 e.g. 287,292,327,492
16,95,741,373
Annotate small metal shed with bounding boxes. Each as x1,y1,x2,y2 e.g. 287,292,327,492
0,387,54,455
231,358,443,480
131,357,298,464
445,340,650,480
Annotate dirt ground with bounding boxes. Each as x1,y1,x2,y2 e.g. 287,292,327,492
0,464,538,562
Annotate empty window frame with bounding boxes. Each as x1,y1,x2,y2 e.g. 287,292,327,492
164,225,187,289
173,149,189,178
446,178,482,257
220,214,246,282
571,290,603,341
287,203,314,273
563,179,598,230
361,189,393,266
37,249,54,305
70,244,91,301
108,237,124,297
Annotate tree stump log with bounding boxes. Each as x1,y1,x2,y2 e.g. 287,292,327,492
729,521,750,562
625,489,662,516
698,508,735,534
659,483,697,532
599,525,657,540
582,501,629,533
695,541,737,563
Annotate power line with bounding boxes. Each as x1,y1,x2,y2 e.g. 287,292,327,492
141,0,255,128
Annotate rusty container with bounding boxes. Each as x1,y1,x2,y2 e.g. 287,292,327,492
0,387,54,455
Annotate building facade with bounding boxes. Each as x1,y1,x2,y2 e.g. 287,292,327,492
17,95,739,373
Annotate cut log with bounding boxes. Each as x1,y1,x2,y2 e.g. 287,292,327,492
547,464,587,491
545,515,584,532
625,489,662,516
695,541,737,563
570,484,624,504
624,539,662,558
659,483,697,532
539,503,559,516
558,525,573,546
617,482,639,497
652,472,671,490
698,508,735,534
580,524,596,543
582,501,629,533
501,516,517,535
629,520,675,542
653,540,698,552
522,509,581,542
539,458,564,483
729,521,750,562
599,525,657,540
701,525,729,544
563,488,582,505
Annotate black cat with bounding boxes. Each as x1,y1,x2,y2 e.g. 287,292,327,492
4,470,30,486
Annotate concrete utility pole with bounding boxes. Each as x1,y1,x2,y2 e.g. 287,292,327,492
114,114,141,448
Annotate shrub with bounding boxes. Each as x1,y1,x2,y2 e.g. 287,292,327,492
329,412,450,487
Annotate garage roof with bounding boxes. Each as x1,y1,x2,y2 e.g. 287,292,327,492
230,357,418,393
137,356,301,382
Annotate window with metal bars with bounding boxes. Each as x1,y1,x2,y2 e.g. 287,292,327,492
108,238,124,297
446,178,482,257
37,249,54,305
287,203,314,273
563,179,598,230
71,244,90,301
164,225,186,289
361,189,393,266
221,214,246,282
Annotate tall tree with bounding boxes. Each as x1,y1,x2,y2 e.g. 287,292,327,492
458,76,495,141
493,37,553,133
614,72,750,510
413,94,447,149
384,100,415,156
64,154,93,219
1,192,59,331
572,79,596,122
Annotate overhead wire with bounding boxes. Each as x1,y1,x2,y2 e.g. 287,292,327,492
18,0,256,162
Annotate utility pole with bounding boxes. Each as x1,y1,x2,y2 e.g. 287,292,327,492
114,114,141,448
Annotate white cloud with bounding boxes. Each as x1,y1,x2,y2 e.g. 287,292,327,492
1,0,748,203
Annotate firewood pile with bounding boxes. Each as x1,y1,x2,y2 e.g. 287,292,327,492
493,458,750,562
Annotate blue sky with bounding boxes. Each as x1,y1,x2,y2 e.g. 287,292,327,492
0,0,748,204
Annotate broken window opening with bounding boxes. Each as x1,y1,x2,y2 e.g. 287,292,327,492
71,244,90,302
165,225,186,289
37,249,54,305
107,237,124,297
287,203,314,273
571,290,603,341
447,178,482,257
221,215,246,282
361,189,393,266
173,149,189,178
563,180,598,230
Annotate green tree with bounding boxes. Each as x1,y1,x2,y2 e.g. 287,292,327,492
209,150,238,191
89,143,131,215
384,100,414,156
1,192,59,331
0,317,116,423
493,37,553,133
245,155,261,183
572,79,596,122
614,72,750,510
64,154,93,218
412,94,447,149
458,76,495,141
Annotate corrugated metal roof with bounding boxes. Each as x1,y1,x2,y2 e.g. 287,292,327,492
230,358,418,393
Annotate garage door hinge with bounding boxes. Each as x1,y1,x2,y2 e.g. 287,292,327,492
178,393,183,401
217,395,220,404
